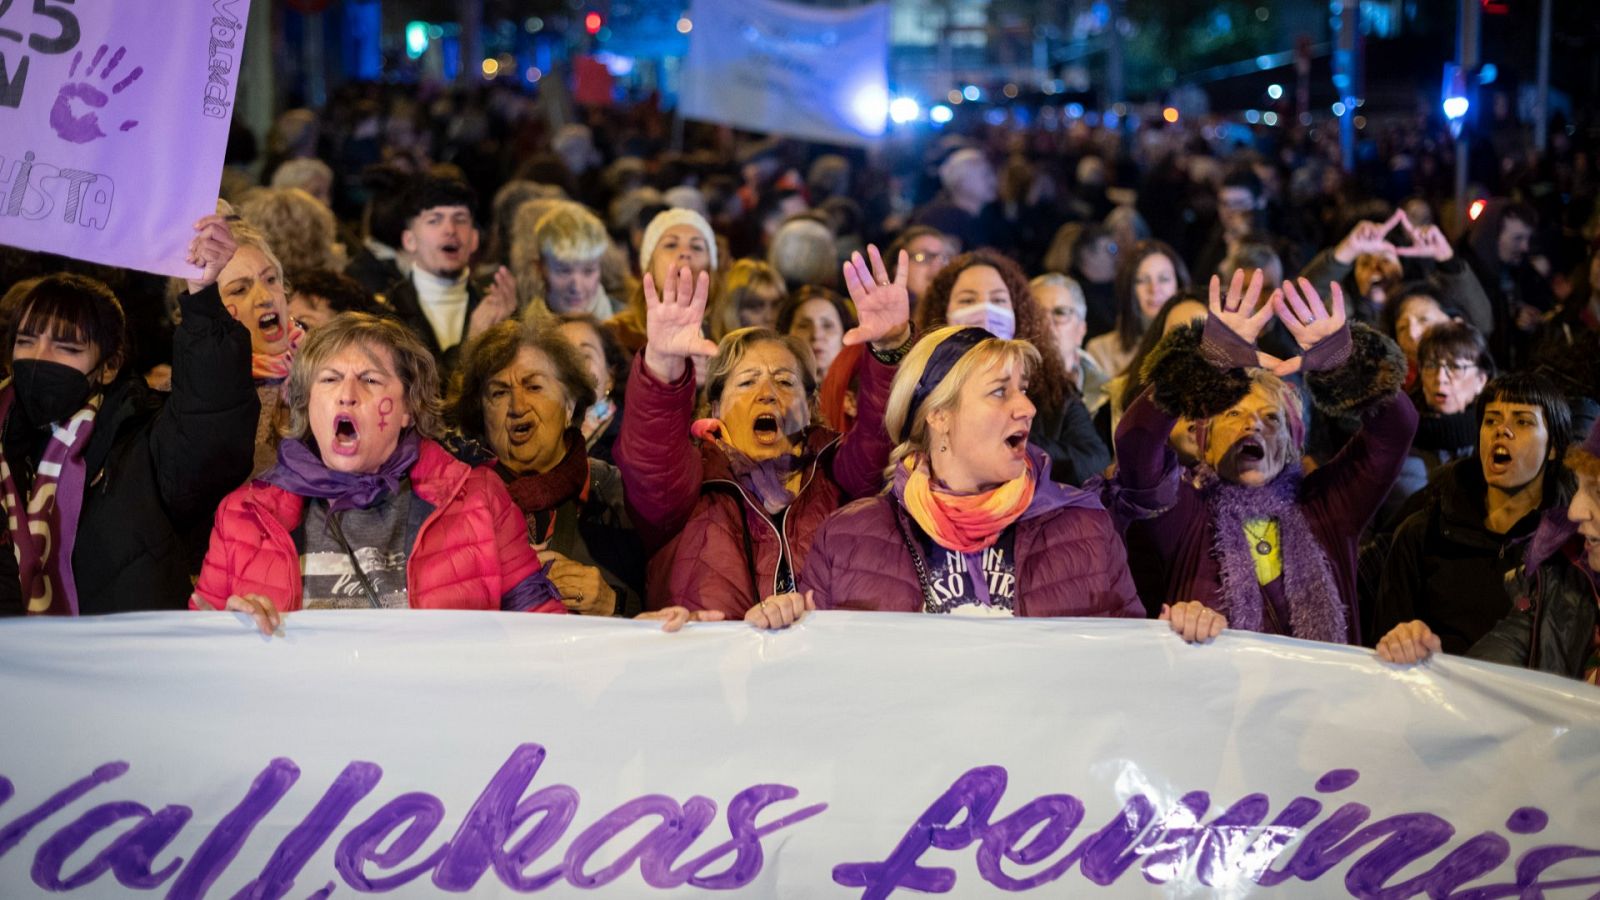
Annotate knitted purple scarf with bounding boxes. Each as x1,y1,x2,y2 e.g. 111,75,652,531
1201,466,1347,642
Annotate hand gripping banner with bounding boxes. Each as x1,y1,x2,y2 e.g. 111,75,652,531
0,611,1596,898
0,0,249,277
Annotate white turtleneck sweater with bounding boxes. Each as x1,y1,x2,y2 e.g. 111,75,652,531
412,268,470,352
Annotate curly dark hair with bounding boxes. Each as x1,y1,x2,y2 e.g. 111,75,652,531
914,248,1069,417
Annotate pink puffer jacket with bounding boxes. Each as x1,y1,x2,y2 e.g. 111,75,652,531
193,439,565,613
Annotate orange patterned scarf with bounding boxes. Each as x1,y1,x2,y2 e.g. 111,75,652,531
901,453,1036,553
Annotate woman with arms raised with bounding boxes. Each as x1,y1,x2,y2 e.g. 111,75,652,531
756,326,1221,641
1115,270,1418,643
616,247,913,616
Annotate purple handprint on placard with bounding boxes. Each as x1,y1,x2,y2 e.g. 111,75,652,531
49,45,144,144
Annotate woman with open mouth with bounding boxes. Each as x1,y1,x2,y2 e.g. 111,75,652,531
193,313,567,628
214,212,305,476
771,325,1223,643
1114,269,1418,645
915,249,1109,487
448,320,646,617
616,246,913,619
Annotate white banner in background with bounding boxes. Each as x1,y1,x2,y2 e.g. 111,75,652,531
680,0,890,145
0,611,1598,899
0,0,248,277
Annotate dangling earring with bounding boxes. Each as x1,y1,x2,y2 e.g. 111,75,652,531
939,439,948,454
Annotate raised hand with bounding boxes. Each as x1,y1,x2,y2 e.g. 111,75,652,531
1332,208,1405,265
1209,268,1274,346
1273,278,1347,352
841,245,912,350
185,214,238,295
1392,216,1455,263
642,265,718,382
468,266,518,340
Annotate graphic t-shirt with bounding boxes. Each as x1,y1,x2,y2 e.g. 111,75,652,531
917,528,1018,617
300,491,412,609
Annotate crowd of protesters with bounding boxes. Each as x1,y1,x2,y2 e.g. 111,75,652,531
2,76,1599,683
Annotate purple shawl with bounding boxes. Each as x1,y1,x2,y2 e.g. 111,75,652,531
263,430,422,512
1201,466,1348,642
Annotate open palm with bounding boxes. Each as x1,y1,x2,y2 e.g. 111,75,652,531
841,246,911,347
644,266,718,372
1274,278,1347,351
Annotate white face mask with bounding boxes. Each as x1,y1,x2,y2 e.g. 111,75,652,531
947,302,1016,340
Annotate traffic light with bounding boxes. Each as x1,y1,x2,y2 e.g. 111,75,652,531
585,12,603,35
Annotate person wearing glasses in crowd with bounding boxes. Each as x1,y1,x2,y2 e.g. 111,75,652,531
1383,323,1495,517
886,226,957,313
1030,273,1110,417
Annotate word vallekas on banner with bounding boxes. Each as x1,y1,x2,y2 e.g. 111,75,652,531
0,611,1596,899
0,0,248,276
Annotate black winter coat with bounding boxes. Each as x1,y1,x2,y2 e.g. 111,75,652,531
383,273,487,381
0,284,257,615
1471,544,1597,679
1373,459,1544,653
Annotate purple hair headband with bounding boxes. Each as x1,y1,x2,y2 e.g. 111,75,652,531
898,327,996,443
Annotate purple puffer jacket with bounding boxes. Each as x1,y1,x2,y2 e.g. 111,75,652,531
800,445,1144,617
616,350,896,617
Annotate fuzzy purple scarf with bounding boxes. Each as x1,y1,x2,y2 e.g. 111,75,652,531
1201,467,1347,642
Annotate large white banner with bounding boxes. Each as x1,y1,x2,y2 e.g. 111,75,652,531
680,0,889,146
0,0,248,277
0,611,1597,898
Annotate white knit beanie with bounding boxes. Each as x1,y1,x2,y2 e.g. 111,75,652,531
639,207,718,275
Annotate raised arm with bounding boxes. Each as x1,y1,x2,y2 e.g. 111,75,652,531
615,266,719,549
830,246,914,498
152,215,260,519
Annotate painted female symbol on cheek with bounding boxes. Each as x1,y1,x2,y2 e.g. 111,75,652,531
378,398,394,431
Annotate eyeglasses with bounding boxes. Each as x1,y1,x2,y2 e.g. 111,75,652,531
1420,360,1478,377
909,251,952,265
1049,308,1084,323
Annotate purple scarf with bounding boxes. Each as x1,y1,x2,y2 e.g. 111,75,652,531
263,430,421,512
1202,467,1348,642
691,418,816,515
0,385,99,616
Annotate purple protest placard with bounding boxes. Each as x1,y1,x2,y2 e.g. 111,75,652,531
0,0,249,277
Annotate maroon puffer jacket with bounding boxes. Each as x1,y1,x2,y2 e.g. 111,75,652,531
616,350,896,616
801,446,1144,617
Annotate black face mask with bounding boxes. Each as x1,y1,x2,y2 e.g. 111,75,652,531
10,359,94,426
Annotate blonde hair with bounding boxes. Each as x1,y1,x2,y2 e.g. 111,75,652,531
283,313,444,441
237,187,341,273
884,325,1041,474
710,259,788,341
508,197,569,305
227,220,288,289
